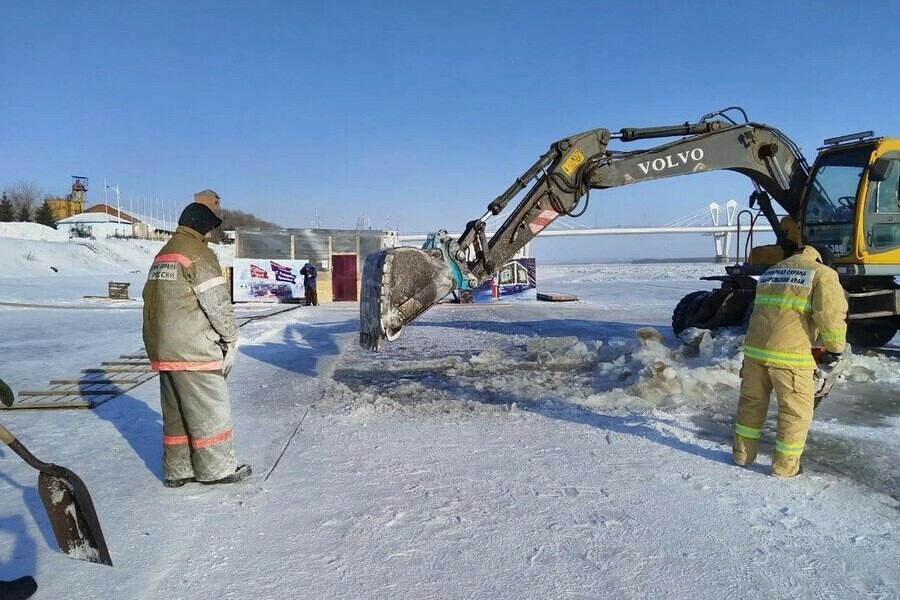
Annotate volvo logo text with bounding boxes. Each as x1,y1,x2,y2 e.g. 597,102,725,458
637,148,705,175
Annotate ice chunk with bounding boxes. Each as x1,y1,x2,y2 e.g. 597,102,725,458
635,327,664,345
469,348,508,366
526,336,580,354
679,327,714,357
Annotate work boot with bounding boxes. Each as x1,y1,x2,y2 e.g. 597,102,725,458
164,476,197,488
0,575,37,600
772,463,803,478
732,452,752,467
201,464,252,485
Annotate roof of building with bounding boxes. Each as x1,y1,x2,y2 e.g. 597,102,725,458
65,204,177,231
83,204,140,223
57,212,131,225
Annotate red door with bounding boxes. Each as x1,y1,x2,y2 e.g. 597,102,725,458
331,254,358,301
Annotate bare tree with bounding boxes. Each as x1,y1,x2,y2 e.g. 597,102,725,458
220,208,278,230
2,181,46,222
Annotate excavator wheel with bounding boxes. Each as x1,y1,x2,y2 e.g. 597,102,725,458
846,323,898,349
672,291,711,335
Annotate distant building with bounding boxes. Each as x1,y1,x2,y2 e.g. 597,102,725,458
45,177,89,221
56,211,133,240
194,189,221,213
57,204,177,240
233,228,394,303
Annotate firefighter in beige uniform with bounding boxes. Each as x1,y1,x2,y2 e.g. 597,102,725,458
143,203,251,487
733,245,848,477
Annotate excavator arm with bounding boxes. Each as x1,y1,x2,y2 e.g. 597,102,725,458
360,113,810,351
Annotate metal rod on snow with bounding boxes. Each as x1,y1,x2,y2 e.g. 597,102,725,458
264,406,310,482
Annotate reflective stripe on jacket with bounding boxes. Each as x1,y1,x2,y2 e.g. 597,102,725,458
142,226,239,371
744,246,848,370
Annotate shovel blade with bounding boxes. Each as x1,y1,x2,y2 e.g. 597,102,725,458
359,247,456,351
38,468,112,566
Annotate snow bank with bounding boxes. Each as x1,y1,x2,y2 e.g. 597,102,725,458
0,221,69,241
0,233,232,280
0,236,164,277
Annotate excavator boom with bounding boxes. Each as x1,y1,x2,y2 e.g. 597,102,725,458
360,112,810,351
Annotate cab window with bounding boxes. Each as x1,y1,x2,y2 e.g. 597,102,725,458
802,146,870,257
863,153,900,252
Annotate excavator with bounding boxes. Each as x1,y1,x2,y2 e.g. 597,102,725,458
359,107,900,353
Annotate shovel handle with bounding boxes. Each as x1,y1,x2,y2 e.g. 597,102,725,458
0,423,15,446
0,423,52,472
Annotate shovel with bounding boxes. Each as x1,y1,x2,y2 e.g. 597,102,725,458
0,380,112,566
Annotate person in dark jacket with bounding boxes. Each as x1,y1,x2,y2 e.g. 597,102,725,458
142,202,251,487
300,262,318,306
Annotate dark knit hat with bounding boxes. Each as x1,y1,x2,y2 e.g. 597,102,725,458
178,202,222,235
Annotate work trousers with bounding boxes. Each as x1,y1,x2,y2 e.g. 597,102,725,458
305,285,318,306
732,358,815,477
160,370,237,482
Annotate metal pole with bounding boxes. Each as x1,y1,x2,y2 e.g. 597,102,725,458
114,187,121,237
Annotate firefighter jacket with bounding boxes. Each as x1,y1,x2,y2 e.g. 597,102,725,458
744,246,848,370
143,226,239,371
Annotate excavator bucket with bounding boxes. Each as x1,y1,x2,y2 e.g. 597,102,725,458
359,247,456,351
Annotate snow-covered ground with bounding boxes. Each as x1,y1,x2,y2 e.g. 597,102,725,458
0,231,897,599
0,223,231,307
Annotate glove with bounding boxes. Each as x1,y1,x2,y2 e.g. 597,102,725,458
820,343,851,367
0,378,14,407
820,351,841,367
221,341,238,378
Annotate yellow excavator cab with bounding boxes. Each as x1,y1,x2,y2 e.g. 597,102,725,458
801,136,900,265
855,138,900,264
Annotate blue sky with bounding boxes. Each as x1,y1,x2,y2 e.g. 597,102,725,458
3,0,900,260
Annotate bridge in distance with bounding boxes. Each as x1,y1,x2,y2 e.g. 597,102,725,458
396,200,775,262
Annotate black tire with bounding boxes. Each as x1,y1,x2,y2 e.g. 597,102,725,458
846,323,898,348
672,291,711,335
